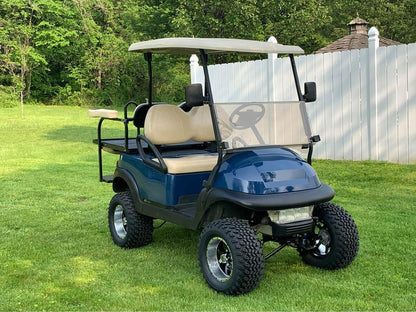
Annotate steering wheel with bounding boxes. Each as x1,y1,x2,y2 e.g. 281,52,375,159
231,136,248,148
229,103,265,130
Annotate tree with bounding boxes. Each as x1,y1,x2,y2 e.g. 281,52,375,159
1,0,415,107
127,0,330,54
0,0,76,113
0,0,43,115
256,0,330,53
320,0,416,45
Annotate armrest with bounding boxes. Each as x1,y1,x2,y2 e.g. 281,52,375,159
137,135,168,174
123,101,138,119
89,109,118,118
97,117,123,142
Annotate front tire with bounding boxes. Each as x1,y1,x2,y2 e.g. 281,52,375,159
300,202,359,270
198,218,264,295
108,191,153,248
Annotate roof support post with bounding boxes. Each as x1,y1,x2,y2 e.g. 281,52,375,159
144,52,153,104
199,49,222,146
289,53,315,164
199,49,223,189
289,54,303,101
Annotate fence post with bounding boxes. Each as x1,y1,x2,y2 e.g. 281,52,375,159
267,36,278,101
190,54,199,84
368,27,379,160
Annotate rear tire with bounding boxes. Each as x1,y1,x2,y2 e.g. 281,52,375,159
198,218,264,295
300,202,359,270
108,191,153,248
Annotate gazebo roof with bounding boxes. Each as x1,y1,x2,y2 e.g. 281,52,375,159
314,15,400,54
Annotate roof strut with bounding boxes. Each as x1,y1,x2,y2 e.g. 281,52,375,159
199,49,222,148
289,54,315,165
144,52,153,104
289,54,303,101
199,49,223,189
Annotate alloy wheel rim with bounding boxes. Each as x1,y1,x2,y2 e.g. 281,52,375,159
206,237,233,281
313,223,332,256
114,205,127,239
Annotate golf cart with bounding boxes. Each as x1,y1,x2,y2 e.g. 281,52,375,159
93,37,359,295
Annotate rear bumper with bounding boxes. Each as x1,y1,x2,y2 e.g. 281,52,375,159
205,183,334,210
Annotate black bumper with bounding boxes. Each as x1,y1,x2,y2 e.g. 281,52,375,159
205,183,334,211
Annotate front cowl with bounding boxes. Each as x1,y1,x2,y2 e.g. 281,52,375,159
213,148,321,195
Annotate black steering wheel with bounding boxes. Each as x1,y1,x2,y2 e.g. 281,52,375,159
229,103,265,129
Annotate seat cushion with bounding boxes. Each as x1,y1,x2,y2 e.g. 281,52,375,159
154,153,218,174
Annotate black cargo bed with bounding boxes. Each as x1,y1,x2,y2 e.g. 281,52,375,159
93,138,140,154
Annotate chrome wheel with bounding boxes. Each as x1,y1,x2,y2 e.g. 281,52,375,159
113,205,127,239
300,202,359,270
108,192,153,248
206,237,233,281
314,223,332,256
198,219,264,295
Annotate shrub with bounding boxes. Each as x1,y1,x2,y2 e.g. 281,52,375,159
0,86,19,108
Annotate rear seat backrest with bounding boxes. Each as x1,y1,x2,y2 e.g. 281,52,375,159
144,104,215,145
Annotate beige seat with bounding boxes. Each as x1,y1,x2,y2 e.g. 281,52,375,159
144,104,218,174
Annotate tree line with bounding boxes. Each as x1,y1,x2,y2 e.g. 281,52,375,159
1,0,415,108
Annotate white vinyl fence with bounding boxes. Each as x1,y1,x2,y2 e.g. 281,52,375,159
190,28,416,164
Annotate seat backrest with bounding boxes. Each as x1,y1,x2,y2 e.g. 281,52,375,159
144,104,215,145
132,103,152,128
132,102,171,128
188,104,215,142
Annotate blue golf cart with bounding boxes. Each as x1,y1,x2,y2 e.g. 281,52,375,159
94,38,359,295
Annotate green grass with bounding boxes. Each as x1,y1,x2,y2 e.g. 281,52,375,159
1,105,415,311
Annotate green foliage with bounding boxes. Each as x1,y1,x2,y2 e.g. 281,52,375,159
321,0,416,44
0,0,415,107
0,105,415,310
0,85,19,108
259,0,331,53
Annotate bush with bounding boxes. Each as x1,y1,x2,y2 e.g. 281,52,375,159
50,86,100,107
0,86,19,108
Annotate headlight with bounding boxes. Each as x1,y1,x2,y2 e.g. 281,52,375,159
268,206,313,224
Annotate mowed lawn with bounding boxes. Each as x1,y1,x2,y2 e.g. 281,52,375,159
0,105,415,311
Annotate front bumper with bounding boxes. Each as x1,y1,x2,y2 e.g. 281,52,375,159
205,183,334,211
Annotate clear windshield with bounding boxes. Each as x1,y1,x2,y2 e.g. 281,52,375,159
214,101,312,150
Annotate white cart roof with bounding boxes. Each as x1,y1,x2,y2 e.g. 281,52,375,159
128,37,304,55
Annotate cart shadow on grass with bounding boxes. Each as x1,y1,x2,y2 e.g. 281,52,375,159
45,125,97,144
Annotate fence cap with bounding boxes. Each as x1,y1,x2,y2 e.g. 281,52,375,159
129,37,304,55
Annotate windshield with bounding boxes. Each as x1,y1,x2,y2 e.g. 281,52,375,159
214,101,312,150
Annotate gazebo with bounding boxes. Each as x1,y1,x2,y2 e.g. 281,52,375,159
314,15,400,54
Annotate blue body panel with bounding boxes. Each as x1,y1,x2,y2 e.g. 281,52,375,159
118,147,321,207
213,148,321,195
118,153,209,206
